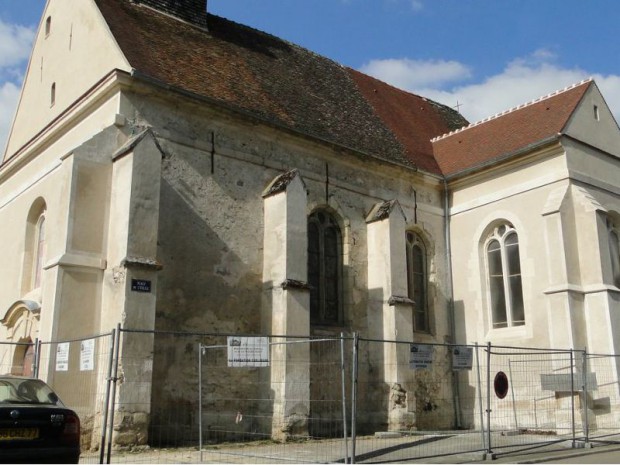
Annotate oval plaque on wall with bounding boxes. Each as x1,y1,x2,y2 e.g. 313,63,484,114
494,371,509,399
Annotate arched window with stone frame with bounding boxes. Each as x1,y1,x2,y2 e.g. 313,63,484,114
33,213,46,289
22,199,47,294
406,231,429,333
307,209,343,325
607,216,620,287
485,223,525,329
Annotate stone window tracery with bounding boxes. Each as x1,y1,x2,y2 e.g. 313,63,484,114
485,223,525,329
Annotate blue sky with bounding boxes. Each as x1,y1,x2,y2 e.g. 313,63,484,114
2,0,620,152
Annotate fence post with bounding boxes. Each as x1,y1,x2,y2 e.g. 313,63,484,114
106,324,122,464
508,359,518,432
99,329,116,464
32,338,41,379
198,343,205,463
351,332,359,464
475,343,486,450
582,348,589,446
570,350,575,448
340,333,349,464
485,341,493,459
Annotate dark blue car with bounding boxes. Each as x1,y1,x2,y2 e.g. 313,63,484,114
0,375,80,464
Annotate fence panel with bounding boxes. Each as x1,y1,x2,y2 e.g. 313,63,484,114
198,335,349,464
352,339,485,463
583,353,620,444
110,331,349,464
484,345,578,458
37,332,114,464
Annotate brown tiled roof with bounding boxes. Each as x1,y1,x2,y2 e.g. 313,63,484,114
96,0,467,174
432,80,592,177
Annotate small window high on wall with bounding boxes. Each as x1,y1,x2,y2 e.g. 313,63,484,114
485,223,525,329
308,209,343,325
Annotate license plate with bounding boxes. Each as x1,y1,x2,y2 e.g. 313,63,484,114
0,428,39,440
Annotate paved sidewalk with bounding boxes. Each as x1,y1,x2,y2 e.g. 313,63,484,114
79,434,620,464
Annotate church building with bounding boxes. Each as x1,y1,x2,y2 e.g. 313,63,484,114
1,0,620,448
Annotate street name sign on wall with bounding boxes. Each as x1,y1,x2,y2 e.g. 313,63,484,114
131,279,151,293
227,337,270,367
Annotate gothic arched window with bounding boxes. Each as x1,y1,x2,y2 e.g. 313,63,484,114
308,210,343,325
486,224,525,329
406,231,429,333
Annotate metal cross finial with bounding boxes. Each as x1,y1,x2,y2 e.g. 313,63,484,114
454,100,463,112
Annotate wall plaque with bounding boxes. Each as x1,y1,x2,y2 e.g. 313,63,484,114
131,279,151,293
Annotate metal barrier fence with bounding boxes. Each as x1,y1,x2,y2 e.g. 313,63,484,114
6,328,620,463
583,352,620,445
36,332,115,464
479,345,580,459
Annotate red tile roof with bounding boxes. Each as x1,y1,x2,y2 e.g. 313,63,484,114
96,0,467,174
432,80,592,177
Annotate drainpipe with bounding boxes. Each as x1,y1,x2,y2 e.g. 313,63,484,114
444,179,462,429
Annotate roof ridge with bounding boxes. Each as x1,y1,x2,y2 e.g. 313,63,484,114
431,78,593,142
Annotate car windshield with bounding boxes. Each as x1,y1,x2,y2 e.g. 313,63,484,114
0,378,64,405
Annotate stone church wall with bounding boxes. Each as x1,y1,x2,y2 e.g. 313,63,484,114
120,90,455,442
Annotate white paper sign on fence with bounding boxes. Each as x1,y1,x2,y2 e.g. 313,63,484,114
56,342,70,371
80,339,95,371
452,346,473,371
409,343,433,369
227,337,269,367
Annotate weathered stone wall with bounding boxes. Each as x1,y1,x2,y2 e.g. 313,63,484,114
120,89,455,441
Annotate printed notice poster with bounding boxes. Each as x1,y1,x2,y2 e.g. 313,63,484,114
452,346,473,371
80,339,95,371
56,342,70,371
227,336,270,367
409,343,433,369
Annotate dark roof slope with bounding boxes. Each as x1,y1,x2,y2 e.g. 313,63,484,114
432,80,592,177
96,0,467,174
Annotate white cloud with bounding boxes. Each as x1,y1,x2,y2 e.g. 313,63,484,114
0,19,35,156
360,58,471,89
358,51,620,126
410,0,424,12
0,19,35,69
0,81,21,155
